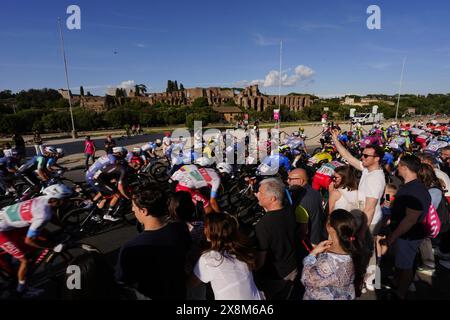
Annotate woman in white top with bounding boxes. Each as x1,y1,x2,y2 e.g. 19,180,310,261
328,166,359,213
190,212,263,300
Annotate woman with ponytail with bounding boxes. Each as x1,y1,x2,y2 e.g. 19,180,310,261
301,209,368,300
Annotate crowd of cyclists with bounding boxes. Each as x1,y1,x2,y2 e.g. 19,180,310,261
1,117,450,300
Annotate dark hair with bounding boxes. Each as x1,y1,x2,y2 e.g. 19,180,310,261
86,135,91,140
329,209,368,297
364,144,384,162
418,163,442,190
334,166,358,191
61,252,121,300
168,191,196,222
417,152,436,166
132,184,168,217
439,231,450,254
399,154,421,174
204,212,255,271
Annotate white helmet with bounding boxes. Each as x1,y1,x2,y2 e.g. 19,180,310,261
195,157,212,167
132,147,141,153
155,139,162,146
300,133,307,139
44,146,57,154
42,184,73,199
112,146,127,154
56,148,64,156
292,131,300,137
216,162,232,174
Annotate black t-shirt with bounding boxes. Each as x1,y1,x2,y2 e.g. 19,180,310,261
442,163,450,179
390,179,431,240
116,221,192,300
255,207,298,279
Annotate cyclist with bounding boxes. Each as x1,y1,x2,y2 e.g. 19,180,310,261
86,147,130,221
46,147,67,174
141,139,163,159
0,184,73,296
171,158,230,214
0,150,20,195
17,146,57,191
311,160,345,192
258,146,292,177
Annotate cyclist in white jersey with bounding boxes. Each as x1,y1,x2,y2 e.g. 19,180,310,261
0,184,72,295
171,161,231,214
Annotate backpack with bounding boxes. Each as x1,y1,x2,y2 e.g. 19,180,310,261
422,204,442,239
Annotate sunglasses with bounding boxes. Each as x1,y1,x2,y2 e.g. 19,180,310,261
362,153,377,159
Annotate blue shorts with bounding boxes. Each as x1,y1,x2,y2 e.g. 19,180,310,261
394,238,423,270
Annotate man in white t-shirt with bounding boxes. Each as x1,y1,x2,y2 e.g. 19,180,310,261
331,129,386,291
331,129,386,230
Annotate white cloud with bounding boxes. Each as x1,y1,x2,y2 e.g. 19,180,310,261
135,43,147,48
253,33,280,46
106,80,136,95
244,65,315,88
118,80,136,90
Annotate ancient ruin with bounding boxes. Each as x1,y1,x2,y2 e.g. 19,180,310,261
59,84,313,112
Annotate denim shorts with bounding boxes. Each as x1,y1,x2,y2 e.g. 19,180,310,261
394,238,423,270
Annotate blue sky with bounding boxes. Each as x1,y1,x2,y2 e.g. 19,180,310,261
1,0,450,97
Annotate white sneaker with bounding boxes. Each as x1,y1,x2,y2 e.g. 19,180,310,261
103,214,120,222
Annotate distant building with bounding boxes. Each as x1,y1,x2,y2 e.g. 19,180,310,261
212,106,244,123
341,95,395,106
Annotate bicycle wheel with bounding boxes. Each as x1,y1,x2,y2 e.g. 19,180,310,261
33,243,101,297
55,197,89,224
60,208,103,238
149,162,170,183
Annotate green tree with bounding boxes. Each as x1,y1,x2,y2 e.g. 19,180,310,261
191,97,209,108
180,83,185,91
174,80,179,91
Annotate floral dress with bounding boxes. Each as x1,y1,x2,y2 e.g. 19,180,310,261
301,252,355,300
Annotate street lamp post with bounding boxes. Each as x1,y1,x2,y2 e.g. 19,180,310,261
58,17,77,139
395,58,406,122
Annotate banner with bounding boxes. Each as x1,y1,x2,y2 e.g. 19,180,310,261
273,109,280,121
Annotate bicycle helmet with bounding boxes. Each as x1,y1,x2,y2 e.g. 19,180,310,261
195,157,213,167
56,148,64,156
300,133,307,139
132,147,141,153
112,146,127,154
155,139,162,146
42,184,73,199
216,162,232,174
292,131,300,137
44,146,57,154
299,127,304,133
279,145,290,153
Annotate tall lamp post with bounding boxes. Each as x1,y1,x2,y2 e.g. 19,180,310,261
395,58,406,122
58,17,77,139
